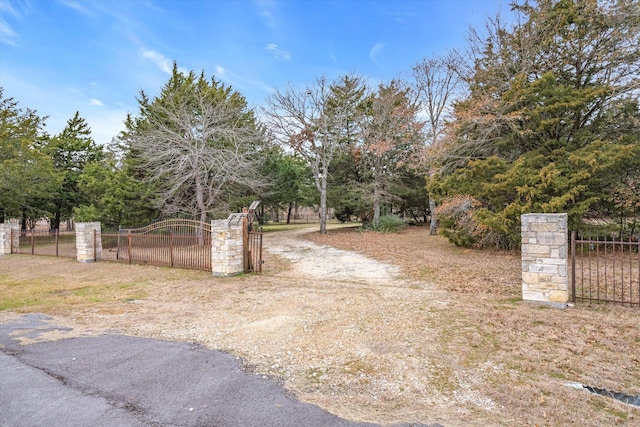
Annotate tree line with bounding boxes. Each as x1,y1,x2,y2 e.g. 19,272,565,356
1,0,638,247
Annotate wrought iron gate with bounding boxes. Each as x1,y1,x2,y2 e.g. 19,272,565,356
102,219,212,271
245,229,263,273
571,231,640,307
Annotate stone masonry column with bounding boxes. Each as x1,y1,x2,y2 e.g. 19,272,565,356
76,222,102,262
0,221,20,255
521,213,568,307
211,215,245,276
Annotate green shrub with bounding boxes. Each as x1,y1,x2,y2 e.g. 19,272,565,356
369,215,407,233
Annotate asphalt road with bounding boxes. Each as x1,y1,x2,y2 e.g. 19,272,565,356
0,314,442,427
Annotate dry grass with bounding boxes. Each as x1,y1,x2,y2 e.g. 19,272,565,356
1,226,639,426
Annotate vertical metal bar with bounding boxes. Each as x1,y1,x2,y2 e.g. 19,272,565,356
170,231,174,267
31,230,35,255
571,231,576,303
128,231,132,265
595,234,600,303
258,231,263,273
613,236,617,304
621,235,626,305
10,229,14,254
581,234,585,301
55,230,59,257
243,217,249,273
586,233,591,302
631,235,635,306
93,229,97,262
637,235,640,307
603,236,608,303
252,232,257,272
636,235,640,306
585,233,589,302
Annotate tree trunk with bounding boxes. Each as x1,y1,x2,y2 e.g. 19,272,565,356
373,191,381,229
51,207,61,231
286,203,293,224
319,167,328,234
429,198,438,236
195,174,207,245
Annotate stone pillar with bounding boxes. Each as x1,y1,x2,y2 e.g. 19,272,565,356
0,221,20,255
76,222,102,262
521,213,568,307
211,214,245,277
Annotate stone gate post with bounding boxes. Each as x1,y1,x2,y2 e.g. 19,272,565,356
211,214,245,276
521,213,568,307
0,221,20,255
76,222,102,262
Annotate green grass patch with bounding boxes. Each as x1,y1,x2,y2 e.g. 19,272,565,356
0,278,149,312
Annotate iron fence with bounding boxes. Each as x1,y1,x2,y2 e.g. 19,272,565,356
571,231,640,307
11,229,76,258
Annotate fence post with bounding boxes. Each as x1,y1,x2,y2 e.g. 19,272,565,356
571,230,576,303
521,213,568,307
211,215,245,277
128,231,132,265
169,231,174,267
76,222,102,263
0,222,20,255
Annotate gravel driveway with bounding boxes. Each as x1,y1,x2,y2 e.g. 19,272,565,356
0,228,443,427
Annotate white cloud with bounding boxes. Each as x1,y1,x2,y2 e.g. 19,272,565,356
255,0,278,29
0,1,18,16
0,0,19,46
56,0,92,15
0,19,16,45
265,43,290,60
142,49,172,74
369,42,385,65
215,65,225,77
90,99,103,106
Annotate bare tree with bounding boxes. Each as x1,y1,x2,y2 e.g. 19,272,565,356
124,67,265,224
263,74,366,234
412,56,462,235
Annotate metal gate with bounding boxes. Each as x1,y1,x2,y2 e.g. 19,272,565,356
245,229,263,273
102,220,212,271
571,231,640,307
11,229,76,258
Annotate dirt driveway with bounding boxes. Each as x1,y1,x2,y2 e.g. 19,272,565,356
1,226,638,426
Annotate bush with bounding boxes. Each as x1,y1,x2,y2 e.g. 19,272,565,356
368,215,407,233
436,195,518,249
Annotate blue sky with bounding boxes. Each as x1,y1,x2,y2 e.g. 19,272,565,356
1,0,511,145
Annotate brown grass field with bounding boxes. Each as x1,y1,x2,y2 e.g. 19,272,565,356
1,225,638,426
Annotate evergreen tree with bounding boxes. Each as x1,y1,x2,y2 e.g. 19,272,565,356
38,112,103,230
431,0,640,247
0,88,59,226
